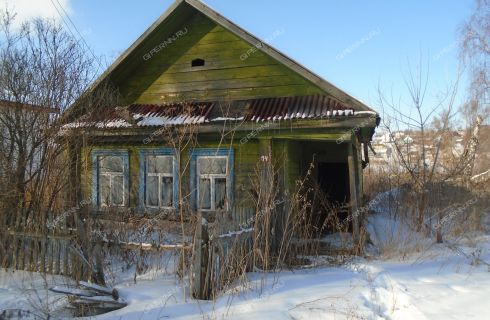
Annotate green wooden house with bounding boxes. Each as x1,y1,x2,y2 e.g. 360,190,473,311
65,0,379,241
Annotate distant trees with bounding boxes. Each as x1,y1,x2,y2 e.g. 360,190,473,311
459,0,489,123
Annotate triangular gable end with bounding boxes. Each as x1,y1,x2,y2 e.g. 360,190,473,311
87,0,374,112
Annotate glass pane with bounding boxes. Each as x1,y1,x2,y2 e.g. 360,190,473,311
100,175,110,206
112,175,124,206
199,178,211,209
161,177,173,207
198,157,227,174
148,156,173,174
215,178,227,210
147,176,159,207
100,156,123,173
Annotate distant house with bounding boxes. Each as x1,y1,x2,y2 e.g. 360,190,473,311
0,99,60,154
64,0,379,241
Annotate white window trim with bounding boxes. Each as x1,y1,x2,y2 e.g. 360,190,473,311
99,157,125,207
145,155,176,209
196,156,228,211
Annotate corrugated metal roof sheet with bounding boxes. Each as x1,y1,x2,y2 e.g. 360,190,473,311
130,103,214,126
67,102,214,128
245,95,354,122
66,95,358,129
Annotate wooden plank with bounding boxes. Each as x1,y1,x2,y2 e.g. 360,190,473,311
48,239,55,274
135,75,306,95
354,140,364,253
113,241,191,252
348,142,360,245
1,230,74,240
27,238,33,271
40,239,46,273
63,240,70,276
78,281,115,296
131,84,322,104
18,237,25,270
0,234,5,267
49,286,95,297
125,62,284,85
32,239,40,272
191,212,210,299
54,239,61,275
70,296,127,307
137,58,280,76
11,236,19,270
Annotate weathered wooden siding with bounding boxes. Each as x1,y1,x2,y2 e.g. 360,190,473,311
285,140,302,192
118,11,323,104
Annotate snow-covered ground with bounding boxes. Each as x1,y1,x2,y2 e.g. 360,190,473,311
1,189,489,319
1,237,488,319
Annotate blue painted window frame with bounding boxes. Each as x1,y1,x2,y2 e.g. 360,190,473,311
91,150,130,208
189,148,234,211
138,148,179,211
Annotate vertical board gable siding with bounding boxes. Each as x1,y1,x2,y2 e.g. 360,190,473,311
118,12,323,104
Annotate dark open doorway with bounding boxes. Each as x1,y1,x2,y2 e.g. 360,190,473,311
316,162,351,233
318,162,350,204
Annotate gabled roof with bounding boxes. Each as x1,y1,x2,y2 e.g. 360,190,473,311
87,0,375,114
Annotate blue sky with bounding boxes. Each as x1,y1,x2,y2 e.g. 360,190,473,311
2,0,475,118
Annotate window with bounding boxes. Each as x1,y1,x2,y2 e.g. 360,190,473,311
191,58,205,67
92,151,129,208
190,149,234,211
139,149,178,210
197,157,228,210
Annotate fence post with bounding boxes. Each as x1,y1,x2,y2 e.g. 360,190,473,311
191,213,210,300
92,242,106,286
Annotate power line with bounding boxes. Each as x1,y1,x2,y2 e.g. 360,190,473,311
49,0,105,76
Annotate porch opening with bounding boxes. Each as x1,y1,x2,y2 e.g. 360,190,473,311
316,161,351,233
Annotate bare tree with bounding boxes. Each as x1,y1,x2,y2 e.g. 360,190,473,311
0,11,121,288
0,11,99,229
459,0,490,120
377,56,465,240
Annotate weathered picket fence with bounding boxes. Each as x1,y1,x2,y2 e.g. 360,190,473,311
0,228,87,279
0,214,192,284
1,207,257,301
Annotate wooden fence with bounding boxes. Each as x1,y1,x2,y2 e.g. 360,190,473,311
1,207,255,299
0,215,192,284
191,207,255,299
0,229,87,279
